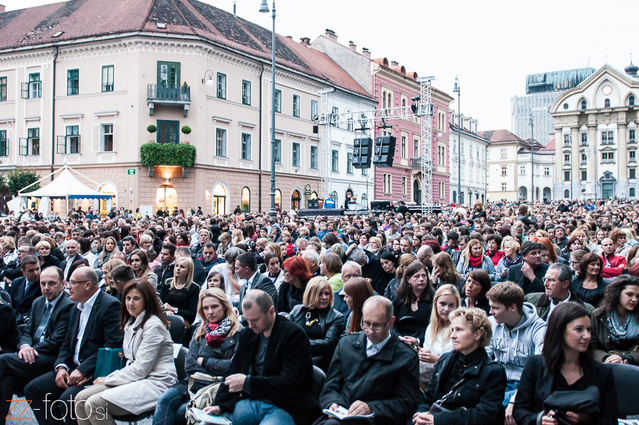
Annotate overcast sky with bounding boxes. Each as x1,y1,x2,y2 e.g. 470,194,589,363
4,0,638,133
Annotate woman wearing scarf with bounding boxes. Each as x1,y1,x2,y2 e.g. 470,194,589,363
494,239,522,282
153,288,241,425
456,239,496,281
591,275,639,365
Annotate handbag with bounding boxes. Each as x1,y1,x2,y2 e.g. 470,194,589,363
429,377,468,414
185,372,224,425
94,347,126,378
542,386,600,425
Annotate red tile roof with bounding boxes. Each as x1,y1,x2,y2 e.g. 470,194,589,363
545,138,556,151
478,129,527,145
0,0,372,98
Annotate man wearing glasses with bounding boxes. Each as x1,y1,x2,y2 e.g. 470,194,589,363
317,296,420,424
24,267,122,425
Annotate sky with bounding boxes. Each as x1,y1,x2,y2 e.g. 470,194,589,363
3,0,638,132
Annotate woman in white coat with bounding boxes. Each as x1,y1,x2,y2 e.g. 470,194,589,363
75,278,177,425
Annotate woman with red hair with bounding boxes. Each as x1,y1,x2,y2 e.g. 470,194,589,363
279,257,313,313
537,237,558,264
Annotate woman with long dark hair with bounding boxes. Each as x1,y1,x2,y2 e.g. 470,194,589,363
570,253,607,308
343,276,374,333
461,269,491,314
393,261,435,340
514,302,617,425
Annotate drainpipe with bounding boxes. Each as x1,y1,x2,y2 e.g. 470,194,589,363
258,63,265,212
51,46,59,181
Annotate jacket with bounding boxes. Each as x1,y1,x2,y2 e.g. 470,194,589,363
60,254,86,281
20,293,75,356
289,304,345,370
278,280,307,313
591,310,639,364
513,355,617,425
9,276,42,322
515,214,537,227
485,302,546,382
215,315,321,425
419,348,507,425
601,253,626,279
507,263,548,294
524,291,594,322
456,255,496,281
0,300,19,352
185,328,240,377
55,290,123,377
320,332,420,425
238,271,279,313
101,313,177,415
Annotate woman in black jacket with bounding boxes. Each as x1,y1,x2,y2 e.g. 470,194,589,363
513,302,617,425
460,269,491,314
413,307,506,425
570,253,608,308
153,288,240,425
392,261,434,339
289,277,345,371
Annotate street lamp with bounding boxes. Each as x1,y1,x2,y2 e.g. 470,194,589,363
453,76,461,205
529,114,534,203
260,0,277,216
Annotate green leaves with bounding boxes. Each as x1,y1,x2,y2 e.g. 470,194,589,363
181,125,191,135
140,143,196,168
147,124,158,134
7,168,40,196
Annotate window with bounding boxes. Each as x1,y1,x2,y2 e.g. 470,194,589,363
293,94,300,118
630,150,636,162
402,176,407,195
274,139,281,164
274,89,282,113
401,136,406,158
0,76,6,101
101,124,114,152
292,143,300,167
20,128,40,156
564,171,570,181
501,166,507,176
241,187,250,212
502,183,507,191
544,167,550,176
564,153,570,164
216,73,227,99
310,145,318,169
604,98,611,108
383,174,392,194
581,153,587,164
580,99,587,110
241,133,251,160
101,65,114,92
631,188,636,197
519,166,525,175
58,125,80,154
563,134,570,146
602,152,615,163
630,129,636,143
602,131,614,144
347,118,354,132
630,169,637,179
581,170,587,181
157,62,180,87
630,95,636,107
0,130,7,156
215,128,227,157
331,107,339,127
564,189,570,198
347,153,353,174
331,149,339,172
311,100,318,119
500,149,507,159
414,138,419,157
22,73,41,99
242,80,251,105
581,133,588,145
439,182,445,199
67,69,79,95
157,120,179,144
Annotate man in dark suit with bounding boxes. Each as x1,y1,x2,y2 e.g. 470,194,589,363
23,267,122,425
2,243,35,284
317,296,420,425
507,241,548,295
236,252,278,313
206,290,321,425
59,239,85,282
0,266,74,425
9,255,41,324
155,243,176,290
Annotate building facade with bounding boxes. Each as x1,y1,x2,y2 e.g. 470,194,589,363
0,0,374,215
511,68,595,145
449,113,489,205
550,63,639,200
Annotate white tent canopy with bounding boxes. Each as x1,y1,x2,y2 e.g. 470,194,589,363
19,166,112,200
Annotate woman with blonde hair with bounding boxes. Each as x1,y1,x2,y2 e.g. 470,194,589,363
264,242,282,259
0,235,16,264
160,256,200,326
95,235,120,269
231,229,245,246
366,236,383,256
35,240,60,269
431,252,461,289
216,232,232,258
101,258,126,294
456,239,495,280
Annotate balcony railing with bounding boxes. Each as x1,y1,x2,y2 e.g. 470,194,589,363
410,157,422,169
147,84,191,117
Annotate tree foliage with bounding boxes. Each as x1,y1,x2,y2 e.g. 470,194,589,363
140,143,196,168
7,168,40,196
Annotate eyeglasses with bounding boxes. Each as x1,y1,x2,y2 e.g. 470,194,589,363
67,279,89,286
361,319,390,333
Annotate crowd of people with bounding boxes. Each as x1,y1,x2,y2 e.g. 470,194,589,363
0,198,637,425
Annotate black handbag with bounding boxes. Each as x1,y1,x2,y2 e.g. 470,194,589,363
429,378,468,414
542,386,600,425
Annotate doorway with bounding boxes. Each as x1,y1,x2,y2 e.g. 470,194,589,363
156,181,177,213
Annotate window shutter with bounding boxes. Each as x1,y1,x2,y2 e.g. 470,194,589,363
57,136,66,154
21,82,29,99
18,138,28,156
93,124,100,152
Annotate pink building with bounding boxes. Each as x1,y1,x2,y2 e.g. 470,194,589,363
371,58,453,205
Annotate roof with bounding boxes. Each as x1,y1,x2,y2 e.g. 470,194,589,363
478,129,526,145
0,0,372,98
449,123,490,144
545,138,555,151
526,67,596,94
518,138,547,153
20,168,112,199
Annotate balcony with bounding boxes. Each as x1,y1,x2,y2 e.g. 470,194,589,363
410,157,422,169
147,84,191,117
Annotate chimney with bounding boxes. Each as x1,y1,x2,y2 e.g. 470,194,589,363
361,47,371,58
300,37,310,46
233,1,236,17
348,40,357,51
0,5,5,13
286,35,292,39
391,60,399,67
324,28,337,41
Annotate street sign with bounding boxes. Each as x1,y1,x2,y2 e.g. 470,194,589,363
127,168,136,175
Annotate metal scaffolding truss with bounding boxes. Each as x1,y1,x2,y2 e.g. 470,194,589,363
318,77,435,214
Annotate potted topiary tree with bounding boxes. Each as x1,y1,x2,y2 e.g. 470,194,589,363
147,124,157,144
181,125,192,144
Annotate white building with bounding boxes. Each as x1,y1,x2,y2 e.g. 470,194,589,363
449,112,489,205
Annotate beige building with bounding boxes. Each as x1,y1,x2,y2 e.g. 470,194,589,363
0,0,373,215
550,63,639,200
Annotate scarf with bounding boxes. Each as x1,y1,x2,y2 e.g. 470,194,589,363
205,317,232,347
503,254,522,268
606,310,639,343
469,255,483,268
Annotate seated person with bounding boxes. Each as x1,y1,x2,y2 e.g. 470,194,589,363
317,296,420,425
507,242,548,295
9,255,42,324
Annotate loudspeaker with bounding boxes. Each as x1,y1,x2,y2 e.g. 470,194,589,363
307,199,319,209
353,137,372,169
372,136,396,167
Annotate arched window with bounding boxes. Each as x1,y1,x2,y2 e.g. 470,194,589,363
605,98,611,108
291,189,301,211
241,187,250,212
631,188,636,197
564,189,570,198
275,189,282,211
629,95,636,107
213,183,227,215
580,99,587,110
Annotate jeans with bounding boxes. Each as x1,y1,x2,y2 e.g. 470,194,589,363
232,399,295,425
153,384,188,425
503,380,519,407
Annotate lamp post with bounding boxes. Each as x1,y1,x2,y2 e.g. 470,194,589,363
529,114,534,203
453,76,461,205
260,0,277,216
